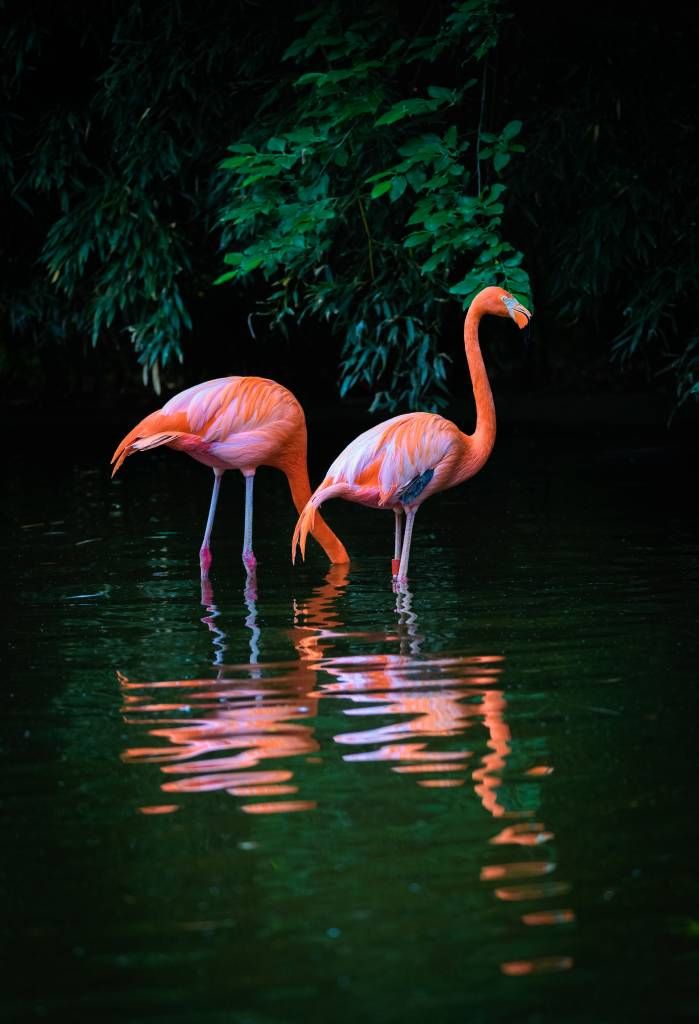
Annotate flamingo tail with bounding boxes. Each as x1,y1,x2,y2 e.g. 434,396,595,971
111,427,191,477
291,501,318,564
291,483,350,564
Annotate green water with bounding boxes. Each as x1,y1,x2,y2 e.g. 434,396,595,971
3,423,697,1023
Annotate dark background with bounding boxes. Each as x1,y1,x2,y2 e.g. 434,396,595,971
2,0,697,456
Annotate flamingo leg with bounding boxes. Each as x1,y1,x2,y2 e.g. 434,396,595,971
396,506,418,583
200,468,223,576
392,507,403,577
242,471,257,574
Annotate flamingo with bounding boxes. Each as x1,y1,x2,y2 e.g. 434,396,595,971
111,375,349,576
292,286,531,582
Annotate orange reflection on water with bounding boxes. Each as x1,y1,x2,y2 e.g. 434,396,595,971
241,800,317,815
120,566,575,977
501,955,574,976
480,861,556,881
471,687,519,819
521,909,576,926
418,778,465,788
121,567,518,814
494,881,572,902
227,784,298,797
137,804,179,815
316,652,507,798
489,823,554,847
120,568,354,814
120,569,554,830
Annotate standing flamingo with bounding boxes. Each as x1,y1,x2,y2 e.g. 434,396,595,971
292,286,530,582
111,376,349,576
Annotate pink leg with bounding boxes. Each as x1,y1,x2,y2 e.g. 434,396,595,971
199,469,223,576
242,472,257,575
392,507,403,577
395,507,417,584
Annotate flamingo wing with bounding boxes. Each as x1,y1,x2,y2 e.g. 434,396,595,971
111,376,302,475
324,412,463,506
164,376,302,467
292,413,463,561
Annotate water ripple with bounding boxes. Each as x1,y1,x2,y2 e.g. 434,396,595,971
118,565,574,983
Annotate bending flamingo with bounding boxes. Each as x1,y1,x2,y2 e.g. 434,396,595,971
292,286,530,582
111,375,349,576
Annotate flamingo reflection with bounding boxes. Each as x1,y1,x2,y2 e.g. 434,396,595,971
121,574,532,817
120,575,573,973
317,651,507,795
120,566,352,815
307,592,574,975
200,574,260,667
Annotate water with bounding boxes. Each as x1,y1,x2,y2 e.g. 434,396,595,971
3,422,697,1023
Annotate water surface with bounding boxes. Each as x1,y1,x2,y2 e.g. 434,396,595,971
3,424,697,1023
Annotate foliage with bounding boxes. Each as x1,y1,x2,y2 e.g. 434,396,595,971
509,11,699,410
216,0,530,412
2,0,696,418
1,0,276,392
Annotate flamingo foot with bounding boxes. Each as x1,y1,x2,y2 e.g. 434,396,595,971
242,550,257,574
200,546,213,576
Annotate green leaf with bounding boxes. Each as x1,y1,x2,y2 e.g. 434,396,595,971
220,155,254,170
374,98,441,127
502,119,523,140
403,231,431,248
426,85,454,102
370,180,392,199
390,176,408,201
420,252,445,273
424,211,452,229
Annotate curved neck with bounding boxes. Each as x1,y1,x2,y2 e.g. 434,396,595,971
462,302,496,468
283,456,349,565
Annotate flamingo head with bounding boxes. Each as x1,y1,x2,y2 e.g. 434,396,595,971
501,292,531,331
472,286,532,331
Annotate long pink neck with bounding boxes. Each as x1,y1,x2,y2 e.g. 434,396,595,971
461,301,496,474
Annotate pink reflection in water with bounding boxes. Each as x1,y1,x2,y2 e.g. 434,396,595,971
121,568,352,815
121,569,524,818
316,652,511,806
120,567,574,978
119,571,558,832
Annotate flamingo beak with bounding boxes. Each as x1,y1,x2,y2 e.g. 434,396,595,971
503,296,532,344
512,306,531,331
503,295,531,327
